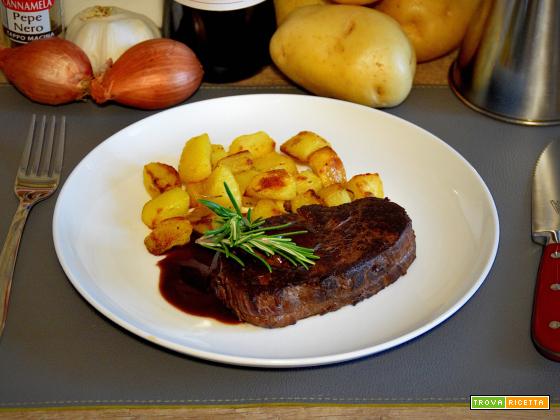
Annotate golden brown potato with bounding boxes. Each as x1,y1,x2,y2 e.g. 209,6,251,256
290,189,323,212
318,183,353,206
246,169,297,200
187,206,219,234
346,173,384,199
144,217,193,255
210,144,227,168
229,131,276,158
143,162,181,198
141,187,190,228
280,131,330,162
270,5,415,107
178,133,212,183
274,0,330,25
295,169,323,194
375,0,481,62
205,165,242,208
308,146,346,187
216,150,254,174
332,0,380,4
253,151,298,174
241,195,260,209
235,169,260,195
185,180,209,207
251,199,287,220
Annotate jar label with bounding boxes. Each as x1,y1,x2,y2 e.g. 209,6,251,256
1,0,56,43
173,0,267,12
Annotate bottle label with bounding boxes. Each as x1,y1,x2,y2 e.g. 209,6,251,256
1,0,56,43
173,0,267,12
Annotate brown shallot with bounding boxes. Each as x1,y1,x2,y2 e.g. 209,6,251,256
90,38,203,110
0,38,93,105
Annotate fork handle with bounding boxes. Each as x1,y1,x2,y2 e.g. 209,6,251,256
0,201,31,338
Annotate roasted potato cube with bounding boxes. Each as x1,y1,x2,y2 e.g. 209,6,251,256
216,150,254,174
210,144,227,168
235,169,260,195
318,184,353,207
185,180,209,207
253,151,298,174
251,199,287,220
143,162,181,198
187,206,218,234
144,217,193,255
346,173,384,199
290,189,322,212
141,187,190,228
178,133,212,183
245,169,297,200
295,169,323,194
229,131,275,158
308,146,346,187
241,195,260,209
280,131,330,162
205,165,242,208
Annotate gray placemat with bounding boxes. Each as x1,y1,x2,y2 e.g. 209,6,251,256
0,84,559,409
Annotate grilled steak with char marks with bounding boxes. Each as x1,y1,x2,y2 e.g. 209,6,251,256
211,197,416,328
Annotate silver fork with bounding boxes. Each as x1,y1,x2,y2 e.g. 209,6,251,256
0,115,65,338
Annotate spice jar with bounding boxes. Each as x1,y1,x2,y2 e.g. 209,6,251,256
164,0,276,83
1,0,63,47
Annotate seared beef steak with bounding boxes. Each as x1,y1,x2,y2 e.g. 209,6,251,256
211,197,416,328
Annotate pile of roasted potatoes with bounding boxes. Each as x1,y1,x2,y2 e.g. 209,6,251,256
141,131,383,255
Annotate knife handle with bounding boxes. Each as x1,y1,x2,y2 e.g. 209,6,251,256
532,243,560,361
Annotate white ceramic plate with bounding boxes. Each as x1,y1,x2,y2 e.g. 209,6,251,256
53,94,499,368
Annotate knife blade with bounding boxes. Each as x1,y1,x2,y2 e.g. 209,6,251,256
532,140,560,362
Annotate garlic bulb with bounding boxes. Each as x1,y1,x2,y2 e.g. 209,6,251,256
66,6,161,75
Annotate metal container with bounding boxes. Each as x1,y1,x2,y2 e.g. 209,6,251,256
449,0,560,126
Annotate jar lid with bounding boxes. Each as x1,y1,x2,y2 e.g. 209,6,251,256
173,0,267,11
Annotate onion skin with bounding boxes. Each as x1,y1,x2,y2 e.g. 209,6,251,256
0,38,93,105
90,39,204,110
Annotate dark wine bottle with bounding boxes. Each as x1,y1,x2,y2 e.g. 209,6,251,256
164,0,276,83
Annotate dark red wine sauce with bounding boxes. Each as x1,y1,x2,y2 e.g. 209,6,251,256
158,243,241,325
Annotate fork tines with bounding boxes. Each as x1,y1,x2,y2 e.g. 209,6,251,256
19,114,66,181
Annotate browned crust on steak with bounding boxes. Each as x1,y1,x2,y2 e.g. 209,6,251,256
211,197,416,328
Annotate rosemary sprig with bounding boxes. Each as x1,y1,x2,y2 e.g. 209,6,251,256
195,183,319,272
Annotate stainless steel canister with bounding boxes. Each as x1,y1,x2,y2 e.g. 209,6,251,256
449,0,560,126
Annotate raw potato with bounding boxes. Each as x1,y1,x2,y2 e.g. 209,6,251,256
143,162,181,198
229,131,276,158
274,0,330,25
280,131,330,162
178,133,212,183
375,0,481,62
308,146,346,186
246,169,297,200
270,5,416,107
346,173,384,198
141,187,190,228
144,217,193,255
